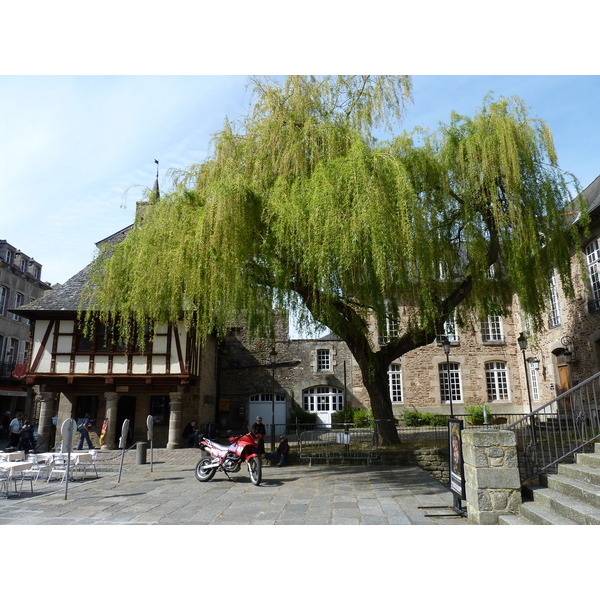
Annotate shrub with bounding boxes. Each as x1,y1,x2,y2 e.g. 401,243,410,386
465,404,493,425
332,406,373,427
290,400,317,424
401,410,448,427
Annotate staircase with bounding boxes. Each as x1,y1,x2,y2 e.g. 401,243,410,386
499,443,600,525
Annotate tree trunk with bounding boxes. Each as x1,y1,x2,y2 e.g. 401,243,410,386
356,353,401,446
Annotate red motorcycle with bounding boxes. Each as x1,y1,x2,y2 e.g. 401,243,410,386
195,432,262,486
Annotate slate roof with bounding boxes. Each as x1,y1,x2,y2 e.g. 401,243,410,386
580,175,600,216
11,224,133,319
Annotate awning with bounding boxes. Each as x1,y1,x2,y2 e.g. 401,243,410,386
0,385,27,397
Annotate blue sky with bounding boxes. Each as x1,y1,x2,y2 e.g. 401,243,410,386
1,74,598,289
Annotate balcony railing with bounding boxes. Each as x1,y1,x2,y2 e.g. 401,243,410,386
0,360,18,378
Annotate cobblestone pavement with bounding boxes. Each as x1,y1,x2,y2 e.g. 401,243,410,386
0,448,468,525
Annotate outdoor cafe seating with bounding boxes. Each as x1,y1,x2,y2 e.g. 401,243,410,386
0,449,99,497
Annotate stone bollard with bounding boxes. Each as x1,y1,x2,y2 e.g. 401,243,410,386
462,429,522,525
136,441,147,465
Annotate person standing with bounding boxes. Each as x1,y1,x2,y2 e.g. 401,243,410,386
19,418,35,452
9,412,23,448
252,416,266,455
77,413,94,450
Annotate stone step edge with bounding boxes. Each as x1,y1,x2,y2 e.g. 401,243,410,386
532,486,600,525
520,502,578,525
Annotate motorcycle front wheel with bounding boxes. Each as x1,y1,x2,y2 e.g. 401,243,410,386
248,456,262,486
195,457,217,482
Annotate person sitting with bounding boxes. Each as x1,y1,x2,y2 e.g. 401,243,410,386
266,435,290,467
183,421,201,447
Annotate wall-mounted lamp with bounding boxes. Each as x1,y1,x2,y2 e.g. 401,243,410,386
561,335,578,365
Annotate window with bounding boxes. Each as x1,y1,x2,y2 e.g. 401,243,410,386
5,250,12,265
485,361,509,402
443,314,459,343
302,387,344,413
439,362,462,404
528,360,540,403
316,349,330,371
378,310,400,345
481,315,504,342
19,258,26,272
586,239,600,311
388,364,403,403
249,393,285,403
12,292,23,321
548,271,561,327
0,286,8,316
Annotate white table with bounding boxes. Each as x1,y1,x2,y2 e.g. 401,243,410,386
0,451,26,462
0,461,34,497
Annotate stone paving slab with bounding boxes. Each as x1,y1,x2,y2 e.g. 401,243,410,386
0,449,468,525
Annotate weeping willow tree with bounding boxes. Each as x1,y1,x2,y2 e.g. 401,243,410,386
84,75,586,446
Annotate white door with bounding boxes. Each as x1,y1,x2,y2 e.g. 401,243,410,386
248,394,286,437
303,386,344,428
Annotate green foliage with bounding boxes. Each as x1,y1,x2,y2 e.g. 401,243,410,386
465,404,493,425
401,410,448,428
81,75,586,445
332,406,373,427
289,400,317,424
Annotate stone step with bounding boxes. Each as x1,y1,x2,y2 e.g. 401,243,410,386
531,486,600,524
498,514,533,525
576,452,600,468
520,501,578,525
558,462,600,487
546,473,600,509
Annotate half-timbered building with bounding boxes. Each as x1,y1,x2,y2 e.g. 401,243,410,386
13,222,218,451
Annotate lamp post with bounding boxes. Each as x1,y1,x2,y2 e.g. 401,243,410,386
518,331,537,445
441,336,454,417
517,332,533,414
269,347,277,451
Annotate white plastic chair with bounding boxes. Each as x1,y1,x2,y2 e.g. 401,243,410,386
46,454,69,483
0,469,9,498
21,454,47,488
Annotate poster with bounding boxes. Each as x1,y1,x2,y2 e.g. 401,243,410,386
448,418,466,500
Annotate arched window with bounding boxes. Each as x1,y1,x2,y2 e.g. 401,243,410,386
302,386,343,413
485,361,509,402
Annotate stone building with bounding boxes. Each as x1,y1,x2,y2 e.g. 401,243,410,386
0,239,51,423
220,174,600,426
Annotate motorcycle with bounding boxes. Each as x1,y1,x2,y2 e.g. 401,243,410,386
195,432,262,486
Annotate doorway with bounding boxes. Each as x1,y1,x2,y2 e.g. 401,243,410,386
115,396,136,446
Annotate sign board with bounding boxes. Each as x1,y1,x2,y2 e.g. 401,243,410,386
146,415,154,441
119,419,130,449
61,418,77,448
448,419,466,500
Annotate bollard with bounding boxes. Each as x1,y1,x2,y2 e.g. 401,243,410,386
136,441,147,465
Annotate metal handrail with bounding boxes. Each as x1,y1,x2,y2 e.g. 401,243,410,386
506,370,600,483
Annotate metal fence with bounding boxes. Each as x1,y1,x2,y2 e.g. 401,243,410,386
263,413,528,464
506,371,600,483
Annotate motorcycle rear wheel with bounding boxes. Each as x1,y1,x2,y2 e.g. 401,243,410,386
195,457,217,482
248,456,262,486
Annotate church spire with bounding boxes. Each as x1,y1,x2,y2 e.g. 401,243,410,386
151,159,160,202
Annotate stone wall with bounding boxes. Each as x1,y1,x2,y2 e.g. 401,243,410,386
462,429,522,524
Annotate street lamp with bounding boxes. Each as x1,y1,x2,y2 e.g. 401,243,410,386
517,332,534,414
441,336,454,417
270,347,277,451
